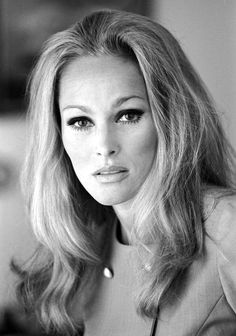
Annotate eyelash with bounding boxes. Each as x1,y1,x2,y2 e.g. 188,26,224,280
67,109,144,132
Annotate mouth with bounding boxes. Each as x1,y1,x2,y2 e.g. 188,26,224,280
93,166,129,183
93,166,128,176
97,170,127,175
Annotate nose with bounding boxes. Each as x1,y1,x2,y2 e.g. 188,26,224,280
95,126,120,157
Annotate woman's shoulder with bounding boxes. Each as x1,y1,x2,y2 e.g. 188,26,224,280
204,189,236,313
204,189,236,240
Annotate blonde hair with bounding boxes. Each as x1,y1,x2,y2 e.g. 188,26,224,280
14,9,235,335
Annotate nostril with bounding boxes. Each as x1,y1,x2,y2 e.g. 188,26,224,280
96,149,116,156
96,144,119,156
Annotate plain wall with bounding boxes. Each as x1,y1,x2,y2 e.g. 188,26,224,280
151,0,236,150
0,0,235,306
0,117,36,306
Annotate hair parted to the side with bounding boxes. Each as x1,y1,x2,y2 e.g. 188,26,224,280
14,9,236,335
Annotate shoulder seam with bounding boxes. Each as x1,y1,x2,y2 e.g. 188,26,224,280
195,294,225,336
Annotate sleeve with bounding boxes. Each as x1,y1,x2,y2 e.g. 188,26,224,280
217,197,236,314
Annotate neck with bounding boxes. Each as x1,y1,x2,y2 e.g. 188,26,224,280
113,202,135,245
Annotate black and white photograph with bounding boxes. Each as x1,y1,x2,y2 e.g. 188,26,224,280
0,1,236,335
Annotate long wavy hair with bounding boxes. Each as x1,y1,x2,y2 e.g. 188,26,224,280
14,9,235,336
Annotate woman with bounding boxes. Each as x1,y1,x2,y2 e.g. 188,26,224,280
13,9,236,336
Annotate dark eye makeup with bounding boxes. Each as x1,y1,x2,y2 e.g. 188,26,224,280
66,108,145,131
116,109,144,124
67,116,93,127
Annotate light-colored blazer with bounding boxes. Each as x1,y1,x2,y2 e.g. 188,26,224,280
83,194,236,336
156,194,236,335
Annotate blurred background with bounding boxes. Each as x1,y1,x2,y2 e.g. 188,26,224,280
0,0,236,307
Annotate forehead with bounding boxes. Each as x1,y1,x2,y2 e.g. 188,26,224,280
60,54,141,78
59,55,147,103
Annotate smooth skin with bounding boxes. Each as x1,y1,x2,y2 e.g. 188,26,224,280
59,55,157,242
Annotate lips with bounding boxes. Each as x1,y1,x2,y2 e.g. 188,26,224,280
93,166,128,176
93,166,129,183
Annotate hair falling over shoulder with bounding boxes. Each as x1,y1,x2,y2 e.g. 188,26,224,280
13,9,236,335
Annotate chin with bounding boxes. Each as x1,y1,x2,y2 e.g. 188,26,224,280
91,192,132,206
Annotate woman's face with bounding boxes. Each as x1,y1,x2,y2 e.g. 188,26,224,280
59,55,157,206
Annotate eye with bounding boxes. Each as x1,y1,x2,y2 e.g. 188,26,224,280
118,109,144,124
67,116,93,131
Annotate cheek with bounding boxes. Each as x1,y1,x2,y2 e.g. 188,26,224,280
62,133,90,169
132,125,157,159
144,131,157,153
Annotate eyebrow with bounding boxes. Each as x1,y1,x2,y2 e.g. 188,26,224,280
61,95,145,113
